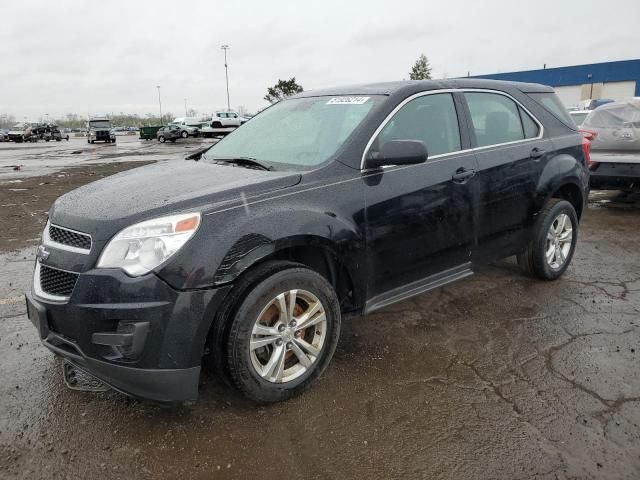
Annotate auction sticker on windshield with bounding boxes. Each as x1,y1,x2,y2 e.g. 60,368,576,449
326,96,370,105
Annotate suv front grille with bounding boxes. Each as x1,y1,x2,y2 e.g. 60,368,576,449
49,224,92,251
39,265,79,297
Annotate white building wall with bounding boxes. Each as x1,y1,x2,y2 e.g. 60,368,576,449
602,81,636,100
554,80,636,108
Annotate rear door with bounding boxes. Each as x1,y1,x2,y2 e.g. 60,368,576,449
363,92,479,300
461,91,551,259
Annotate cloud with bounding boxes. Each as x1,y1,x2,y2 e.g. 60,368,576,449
2,0,639,120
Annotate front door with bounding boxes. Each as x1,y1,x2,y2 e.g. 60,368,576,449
363,92,479,302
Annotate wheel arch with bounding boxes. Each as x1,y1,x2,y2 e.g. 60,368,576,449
535,153,588,220
214,234,364,313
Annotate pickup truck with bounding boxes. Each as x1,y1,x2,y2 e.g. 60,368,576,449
583,99,640,190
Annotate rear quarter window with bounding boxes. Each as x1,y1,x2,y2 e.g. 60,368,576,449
528,92,576,128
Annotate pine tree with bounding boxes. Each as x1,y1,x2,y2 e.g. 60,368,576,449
409,54,432,80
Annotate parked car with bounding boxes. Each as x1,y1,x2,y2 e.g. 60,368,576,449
26,79,589,404
170,117,201,137
87,117,116,143
0,129,9,142
157,124,184,142
582,98,640,190
210,111,244,128
8,122,32,142
569,110,590,126
52,126,69,142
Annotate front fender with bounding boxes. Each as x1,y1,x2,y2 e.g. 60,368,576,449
157,202,366,293
212,208,365,283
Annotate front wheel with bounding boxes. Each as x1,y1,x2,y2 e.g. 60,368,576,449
222,262,341,403
181,130,188,138
158,136,166,143
517,199,578,280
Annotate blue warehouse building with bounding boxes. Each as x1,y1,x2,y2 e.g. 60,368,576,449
472,59,640,108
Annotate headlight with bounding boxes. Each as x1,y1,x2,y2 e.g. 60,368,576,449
97,213,201,276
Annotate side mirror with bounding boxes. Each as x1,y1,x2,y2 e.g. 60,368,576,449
365,139,428,169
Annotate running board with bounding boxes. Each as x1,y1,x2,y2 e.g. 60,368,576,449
364,263,473,314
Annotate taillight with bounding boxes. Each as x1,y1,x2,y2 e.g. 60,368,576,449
579,128,597,170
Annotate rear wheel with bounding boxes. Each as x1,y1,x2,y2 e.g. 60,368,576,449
159,136,166,143
212,121,222,128
181,130,188,138
221,262,341,403
517,199,578,280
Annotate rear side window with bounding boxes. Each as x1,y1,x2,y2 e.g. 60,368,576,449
464,92,526,147
528,92,575,127
373,93,461,157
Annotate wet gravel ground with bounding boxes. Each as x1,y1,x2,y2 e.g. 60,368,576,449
0,134,216,180
1,146,639,478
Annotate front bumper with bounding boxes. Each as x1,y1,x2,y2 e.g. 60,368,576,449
26,267,231,403
590,162,640,190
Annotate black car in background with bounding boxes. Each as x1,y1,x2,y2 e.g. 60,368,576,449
26,79,589,404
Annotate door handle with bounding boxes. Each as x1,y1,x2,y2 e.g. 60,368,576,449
530,147,545,159
452,168,476,183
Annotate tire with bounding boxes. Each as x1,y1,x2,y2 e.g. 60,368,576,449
87,139,90,144
159,136,166,143
517,199,578,280
219,261,341,403
90,140,95,144
212,121,222,128
112,138,116,144
181,130,188,138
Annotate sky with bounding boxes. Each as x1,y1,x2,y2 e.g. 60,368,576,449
2,0,639,121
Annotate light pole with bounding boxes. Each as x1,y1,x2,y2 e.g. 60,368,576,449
156,85,163,125
184,98,188,117
221,44,230,111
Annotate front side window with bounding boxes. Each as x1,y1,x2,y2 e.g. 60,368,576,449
203,95,381,169
371,93,461,157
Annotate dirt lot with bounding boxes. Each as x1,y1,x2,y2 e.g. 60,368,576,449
0,139,639,479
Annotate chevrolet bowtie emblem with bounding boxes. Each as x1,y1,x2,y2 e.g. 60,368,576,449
36,245,50,262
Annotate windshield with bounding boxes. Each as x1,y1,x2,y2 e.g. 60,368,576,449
203,95,381,169
89,120,112,129
12,123,27,129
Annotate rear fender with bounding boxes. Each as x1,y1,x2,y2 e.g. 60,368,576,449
535,153,588,216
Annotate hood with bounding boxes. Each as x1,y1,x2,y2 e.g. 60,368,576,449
50,159,302,240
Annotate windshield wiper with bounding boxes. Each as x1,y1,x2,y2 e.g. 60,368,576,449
207,156,274,171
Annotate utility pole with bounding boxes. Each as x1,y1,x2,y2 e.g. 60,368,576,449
221,44,230,111
184,98,188,117
156,85,163,125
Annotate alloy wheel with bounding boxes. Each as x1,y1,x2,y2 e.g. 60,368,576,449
545,213,573,269
250,289,327,383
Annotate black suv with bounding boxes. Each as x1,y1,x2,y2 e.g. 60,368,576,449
26,79,589,403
